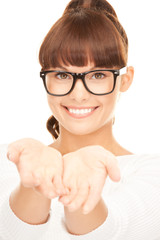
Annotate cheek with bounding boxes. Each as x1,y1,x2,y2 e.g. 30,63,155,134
47,96,61,116
100,90,118,121
103,89,118,108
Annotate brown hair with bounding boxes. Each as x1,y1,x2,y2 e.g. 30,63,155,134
39,0,128,139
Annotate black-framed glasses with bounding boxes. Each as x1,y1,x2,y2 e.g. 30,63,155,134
40,67,126,96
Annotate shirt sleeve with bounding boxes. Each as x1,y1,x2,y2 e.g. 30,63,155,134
60,154,160,240
0,194,52,240
0,144,52,240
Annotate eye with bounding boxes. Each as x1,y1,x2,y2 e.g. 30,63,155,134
92,72,105,79
56,72,70,79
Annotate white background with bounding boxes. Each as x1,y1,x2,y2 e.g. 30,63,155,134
0,0,159,154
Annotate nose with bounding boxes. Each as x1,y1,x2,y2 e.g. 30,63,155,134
69,78,90,102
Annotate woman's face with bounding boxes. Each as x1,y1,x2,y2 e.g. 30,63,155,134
47,63,123,136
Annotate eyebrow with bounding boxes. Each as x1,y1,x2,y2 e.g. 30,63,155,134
55,66,107,72
56,66,69,71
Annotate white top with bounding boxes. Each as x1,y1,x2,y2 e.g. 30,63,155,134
0,144,160,240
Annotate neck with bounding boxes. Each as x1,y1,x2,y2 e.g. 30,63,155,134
51,121,129,156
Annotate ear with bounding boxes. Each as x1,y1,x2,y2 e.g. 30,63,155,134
120,66,134,92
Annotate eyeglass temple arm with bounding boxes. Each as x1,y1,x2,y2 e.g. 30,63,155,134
119,66,127,75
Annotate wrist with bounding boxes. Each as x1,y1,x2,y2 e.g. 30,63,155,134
64,197,108,235
10,183,51,224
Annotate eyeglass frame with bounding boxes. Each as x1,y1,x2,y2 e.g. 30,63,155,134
40,66,127,96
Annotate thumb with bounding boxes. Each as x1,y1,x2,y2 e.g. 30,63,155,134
7,142,23,164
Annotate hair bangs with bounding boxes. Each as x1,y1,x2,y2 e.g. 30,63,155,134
39,9,127,70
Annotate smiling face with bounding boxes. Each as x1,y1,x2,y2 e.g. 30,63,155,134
47,62,123,136
39,2,134,153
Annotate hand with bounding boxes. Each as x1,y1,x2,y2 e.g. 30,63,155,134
7,138,67,199
59,145,121,214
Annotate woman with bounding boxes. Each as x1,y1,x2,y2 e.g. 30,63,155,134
0,0,160,239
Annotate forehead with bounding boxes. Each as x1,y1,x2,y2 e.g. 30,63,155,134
50,62,95,72
49,62,114,73
49,65,119,74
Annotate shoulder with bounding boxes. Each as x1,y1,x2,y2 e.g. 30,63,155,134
117,153,160,168
116,154,160,186
103,153,160,196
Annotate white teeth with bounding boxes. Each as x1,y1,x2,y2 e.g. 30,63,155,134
68,108,94,114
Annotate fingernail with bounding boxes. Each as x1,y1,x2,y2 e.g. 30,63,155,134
115,172,121,182
34,179,41,186
56,189,63,195
83,207,89,215
68,206,75,212
83,211,89,215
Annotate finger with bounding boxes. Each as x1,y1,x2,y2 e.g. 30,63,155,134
82,176,105,214
66,184,89,212
20,171,40,188
102,154,121,182
59,181,78,205
107,162,121,182
35,184,57,199
54,174,67,195
82,186,102,214
35,174,57,199
36,169,59,199
7,144,22,164
31,170,43,186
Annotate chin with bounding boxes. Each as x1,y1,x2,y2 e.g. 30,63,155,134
64,124,101,136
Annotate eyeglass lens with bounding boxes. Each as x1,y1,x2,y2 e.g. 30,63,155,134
45,71,114,95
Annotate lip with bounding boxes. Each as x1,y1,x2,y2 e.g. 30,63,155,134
63,106,98,110
62,106,99,119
